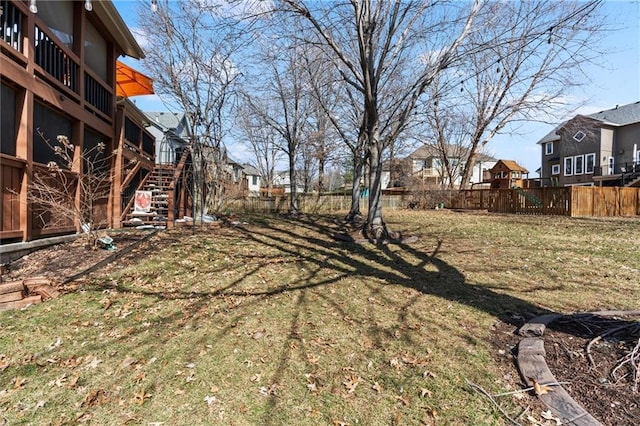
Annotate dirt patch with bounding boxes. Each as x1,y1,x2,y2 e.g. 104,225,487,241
491,316,640,425
0,230,154,289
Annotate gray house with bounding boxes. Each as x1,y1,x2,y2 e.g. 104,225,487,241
538,101,640,187
144,112,191,165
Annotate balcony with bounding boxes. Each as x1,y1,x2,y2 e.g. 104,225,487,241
594,161,640,187
0,0,24,53
34,25,79,92
1,7,114,121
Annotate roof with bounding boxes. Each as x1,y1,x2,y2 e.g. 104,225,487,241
144,112,187,131
587,101,640,126
492,160,529,173
537,125,562,144
241,164,261,176
537,101,640,144
409,144,497,162
94,1,145,59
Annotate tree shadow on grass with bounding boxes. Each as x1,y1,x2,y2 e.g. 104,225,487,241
84,213,633,424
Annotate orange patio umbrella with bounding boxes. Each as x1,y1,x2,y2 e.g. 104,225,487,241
116,60,155,97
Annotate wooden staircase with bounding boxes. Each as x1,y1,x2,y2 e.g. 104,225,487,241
124,166,174,227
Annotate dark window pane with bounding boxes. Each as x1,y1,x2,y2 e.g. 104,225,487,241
1,83,17,156
33,102,72,167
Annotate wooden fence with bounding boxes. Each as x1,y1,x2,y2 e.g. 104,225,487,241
232,187,640,217
230,193,406,214
452,187,640,216
570,186,640,217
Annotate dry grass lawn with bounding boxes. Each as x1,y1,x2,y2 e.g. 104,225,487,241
1,210,639,425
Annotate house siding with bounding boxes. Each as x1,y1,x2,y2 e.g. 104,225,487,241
539,103,640,187
616,123,640,166
0,0,146,241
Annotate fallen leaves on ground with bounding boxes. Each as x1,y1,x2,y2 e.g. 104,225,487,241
342,375,360,394
528,377,554,396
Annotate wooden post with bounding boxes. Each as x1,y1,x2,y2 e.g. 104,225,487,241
17,89,33,242
111,104,126,228
16,11,37,242
72,121,83,233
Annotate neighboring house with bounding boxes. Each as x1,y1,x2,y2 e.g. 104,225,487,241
241,164,262,197
144,112,191,165
381,144,497,189
225,157,244,185
0,0,166,242
489,160,529,189
538,101,640,187
273,170,304,194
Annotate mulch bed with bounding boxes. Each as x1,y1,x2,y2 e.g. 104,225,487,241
492,315,640,426
0,230,155,290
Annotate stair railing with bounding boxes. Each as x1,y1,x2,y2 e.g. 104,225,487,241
167,146,192,228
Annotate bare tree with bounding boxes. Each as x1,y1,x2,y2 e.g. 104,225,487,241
242,35,312,214
280,0,481,239
416,81,477,189
236,102,282,197
301,49,349,194
26,134,111,246
449,0,604,189
137,0,245,218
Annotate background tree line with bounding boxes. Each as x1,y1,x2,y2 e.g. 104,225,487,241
137,0,604,239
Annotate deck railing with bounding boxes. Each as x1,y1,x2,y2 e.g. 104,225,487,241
85,71,111,117
0,0,23,52
124,117,155,161
34,25,79,92
31,23,114,120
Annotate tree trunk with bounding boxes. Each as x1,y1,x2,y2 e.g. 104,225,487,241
459,141,480,189
345,153,364,222
288,152,299,214
318,156,326,194
364,126,387,241
192,144,206,221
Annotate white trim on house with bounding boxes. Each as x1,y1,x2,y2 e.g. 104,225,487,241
551,164,560,175
585,153,595,174
575,155,584,175
545,142,553,155
564,157,573,176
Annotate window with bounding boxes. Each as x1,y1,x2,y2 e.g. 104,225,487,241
1,83,17,156
564,157,573,176
83,129,110,175
573,131,586,142
545,142,553,155
585,153,595,174
33,102,73,167
551,164,560,175
85,20,108,82
574,155,584,175
37,0,74,49
252,175,258,186
608,156,614,175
